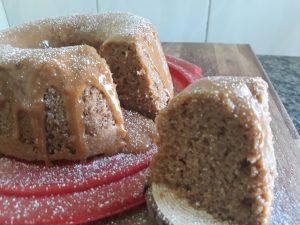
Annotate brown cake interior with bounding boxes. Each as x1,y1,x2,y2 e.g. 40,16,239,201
150,77,276,225
101,41,169,119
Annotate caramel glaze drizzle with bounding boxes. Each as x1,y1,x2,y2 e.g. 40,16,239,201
0,46,126,163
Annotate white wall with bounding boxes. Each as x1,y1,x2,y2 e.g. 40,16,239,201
97,0,209,42
2,0,97,26
207,0,300,56
1,0,299,56
0,0,8,30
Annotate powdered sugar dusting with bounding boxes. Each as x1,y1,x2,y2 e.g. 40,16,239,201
0,44,101,69
0,170,146,225
0,146,156,196
93,206,151,225
123,109,157,153
0,13,153,53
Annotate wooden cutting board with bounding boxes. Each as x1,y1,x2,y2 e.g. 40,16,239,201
91,43,300,225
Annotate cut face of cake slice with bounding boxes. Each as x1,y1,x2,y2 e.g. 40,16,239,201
148,76,277,225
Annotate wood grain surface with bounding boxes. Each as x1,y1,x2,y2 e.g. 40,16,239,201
92,43,300,225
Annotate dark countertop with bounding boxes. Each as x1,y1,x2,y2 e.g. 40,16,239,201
258,55,300,133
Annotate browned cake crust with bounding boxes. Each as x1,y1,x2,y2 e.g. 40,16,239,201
0,13,173,162
150,76,277,225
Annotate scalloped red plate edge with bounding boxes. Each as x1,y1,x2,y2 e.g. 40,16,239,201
0,146,157,196
0,170,146,225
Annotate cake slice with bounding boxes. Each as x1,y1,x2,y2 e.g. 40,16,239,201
148,76,277,225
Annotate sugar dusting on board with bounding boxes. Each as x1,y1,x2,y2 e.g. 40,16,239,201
0,170,146,225
94,206,152,225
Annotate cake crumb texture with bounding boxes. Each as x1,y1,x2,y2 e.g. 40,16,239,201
150,76,277,225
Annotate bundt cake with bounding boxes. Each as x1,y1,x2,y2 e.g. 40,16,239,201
148,77,277,225
0,13,173,162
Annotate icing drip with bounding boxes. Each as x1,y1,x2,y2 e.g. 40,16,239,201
0,45,125,162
